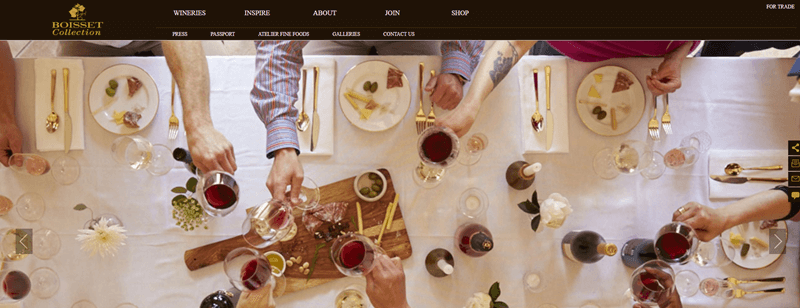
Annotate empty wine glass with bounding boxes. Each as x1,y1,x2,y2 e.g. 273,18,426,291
16,192,45,222
116,304,138,308
71,300,97,308
523,270,546,293
630,260,675,306
0,269,31,303
664,131,712,169
458,133,488,166
110,135,173,176
84,214,123,230
51,155,80,185
198,171,239,217
33,228,61,260
330,232,386,277
458,187,488,219
593,140,663,180
413,126,460,188
29,267,59,299
224,247,276,292
242,199,295,248
8,153,50,175
282,176,320,211
674,270,699,297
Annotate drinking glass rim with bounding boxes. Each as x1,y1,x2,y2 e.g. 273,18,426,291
417,125,460,166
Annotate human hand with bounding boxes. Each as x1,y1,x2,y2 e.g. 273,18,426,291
266,148,304,204
237,280,277,308
632,267,682,308
186,124,236,174
425,73,464,110
0,123,22,167
672,202,728,242
434,99,479,138
366,254,410,308
646,57,683,96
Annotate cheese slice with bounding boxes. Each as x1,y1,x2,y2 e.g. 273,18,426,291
593,74,603,83
359,108,373,120
345,94,360,111
347,90,372,103
588,85,601,99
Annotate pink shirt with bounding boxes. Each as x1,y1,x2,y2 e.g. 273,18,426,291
547,41,700,62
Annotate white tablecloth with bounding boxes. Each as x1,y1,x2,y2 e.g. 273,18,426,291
2,55,798,308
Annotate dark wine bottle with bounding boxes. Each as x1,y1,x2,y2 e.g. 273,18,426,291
425,248,455,277
200,289,239,308
173,147,198,174
561,230,617,263
506,161,541,190
454,223,493,257
621,238,657,268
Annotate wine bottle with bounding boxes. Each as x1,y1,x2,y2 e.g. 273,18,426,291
561,230,617,263
425,248,455,277
621,238,657,268
173,147,198,174
454,223,494,257
200,289,239,308
506,161,541,190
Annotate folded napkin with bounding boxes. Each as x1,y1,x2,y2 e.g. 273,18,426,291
34,59,85,152
516,57,569,153
294,57,336,156
708,150,786,199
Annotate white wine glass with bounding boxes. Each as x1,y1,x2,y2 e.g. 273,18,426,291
0,229,28,262
458,132,488,166
242,199,295,248
111,135,172,176
593,140,664,180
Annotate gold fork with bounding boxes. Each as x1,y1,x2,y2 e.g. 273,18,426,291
426,69,436,129
731,287,784,298
168,78,179,140
648,93,660,141
415,62,426,134
725,277,785,287
661,93,672,135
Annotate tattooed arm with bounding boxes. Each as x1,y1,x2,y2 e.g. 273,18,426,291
436,41,536,137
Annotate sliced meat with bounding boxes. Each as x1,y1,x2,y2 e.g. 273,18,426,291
127,76,143,97
122,111,141,128
611,71,634,93
302,212,324,233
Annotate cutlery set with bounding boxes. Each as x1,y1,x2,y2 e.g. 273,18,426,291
711,162,786,184
648,69,674,141
529,65,554,151
414,63,441,134
45,68,72,153
723,277,785,299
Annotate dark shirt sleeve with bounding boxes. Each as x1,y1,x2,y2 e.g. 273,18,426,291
771,185,800,221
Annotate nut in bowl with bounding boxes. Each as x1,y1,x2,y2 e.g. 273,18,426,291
354,170,387,202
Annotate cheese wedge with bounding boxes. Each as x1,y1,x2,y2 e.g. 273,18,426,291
345,94,360,111
359,108,374,120
588,85,601,99
750,236,768,249
594,74,603,83
346,90,372,103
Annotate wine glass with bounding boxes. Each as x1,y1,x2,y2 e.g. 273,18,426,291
84,214,123,230
699,278,734,298
458,133,488,166
0,229,28,261
641,151,666,180
0,195,12,216
71,300,97,308
523,270,546,293
224,247,276,292
16,192,45,222
8,153,50,175
330,232,386,277
116,303,139,308
413,125,460,188
110,135,173,176
664,131,712,169
654,222,727,267
29,267,59,299
242,199,295,248
33,228,61,260
630,260,675,306
0,269,31,303
198,170,239,217
674,270,699,297
335,283,371,308
51,155,80,185
458,187,488,219
593,140,663,180
281,176,320,211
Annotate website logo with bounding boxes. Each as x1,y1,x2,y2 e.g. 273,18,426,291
69,4,87,20
52,3,104,36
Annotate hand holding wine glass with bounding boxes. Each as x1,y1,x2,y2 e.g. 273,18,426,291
366,254,411,308
267,148,304,204
672,202,728,242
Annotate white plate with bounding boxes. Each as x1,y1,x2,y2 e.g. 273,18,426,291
575,66,645,136
720,220,787,269
338,60,410,132
88,64,158,134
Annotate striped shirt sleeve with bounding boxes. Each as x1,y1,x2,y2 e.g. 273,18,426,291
250,40,309,159
440,40,485,81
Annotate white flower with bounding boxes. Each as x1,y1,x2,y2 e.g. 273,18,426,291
76,217,127,257
540,193,572,228
464,292,492,308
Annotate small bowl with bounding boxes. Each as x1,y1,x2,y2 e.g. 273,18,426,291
354,170,387,202
263,251,286,277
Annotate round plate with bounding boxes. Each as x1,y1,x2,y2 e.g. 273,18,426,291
88,64,159,134
720,220,787,269
338,60,410,132
576,66,645,136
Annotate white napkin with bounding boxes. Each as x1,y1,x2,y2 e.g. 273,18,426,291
34,59,85,152
790,79,800,103
294,57,336,156
708,150,786,199
516,57,569,153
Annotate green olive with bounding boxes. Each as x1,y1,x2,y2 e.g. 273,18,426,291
359,187,370,196
109,79,118,89
370,82,378,93
363,81,371,91
597,110,607,120
374,179,383,186
740,243,750,257
371,184,382,193
368,173,379,180
592,106,602,114
105,87,116,97
367,191,378,198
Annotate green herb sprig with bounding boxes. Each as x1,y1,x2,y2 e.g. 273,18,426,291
307,242,326,281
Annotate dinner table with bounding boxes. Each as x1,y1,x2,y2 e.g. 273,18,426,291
2,53,798,308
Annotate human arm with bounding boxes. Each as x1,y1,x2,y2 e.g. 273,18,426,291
425,41,485,110
0,41,21,167
646,41,693,96
673,188,796,241
365,254,411,308
251,40,309,203
632,267,682,308
162,41,236,174
435,40,537,137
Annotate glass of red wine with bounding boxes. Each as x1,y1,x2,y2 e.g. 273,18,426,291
0,269,31,303
242,199,295,248
330,232,386,277
654,222,700,265
630,260,675,306
199,170,239,217
223,247,275,292
412,125,460,188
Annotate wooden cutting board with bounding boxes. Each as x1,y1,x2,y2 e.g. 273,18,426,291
184,168,412,294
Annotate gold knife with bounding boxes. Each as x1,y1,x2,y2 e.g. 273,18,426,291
63,68,72,154
710,175,787,184
310,66,320,152
545,65,553,150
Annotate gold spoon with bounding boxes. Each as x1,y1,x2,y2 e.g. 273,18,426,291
531,69,543,132
724,163,783,176
45,69,59,133
295,69,310,132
